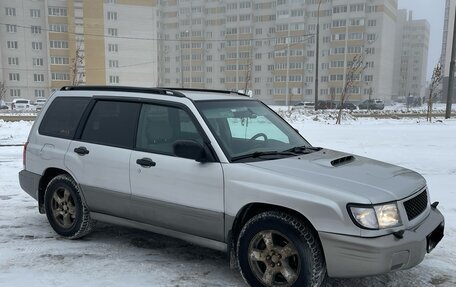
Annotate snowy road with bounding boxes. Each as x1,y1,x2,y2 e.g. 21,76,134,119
0,118,455,287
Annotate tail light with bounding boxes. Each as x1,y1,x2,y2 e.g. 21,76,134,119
23,142,28,169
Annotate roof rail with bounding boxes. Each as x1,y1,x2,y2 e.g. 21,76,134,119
60,86,186,98
157,87,251,97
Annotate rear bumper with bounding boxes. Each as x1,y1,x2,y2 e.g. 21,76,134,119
319,207,444,278
18,170,41,201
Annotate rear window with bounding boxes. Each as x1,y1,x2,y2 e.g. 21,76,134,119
16,100,29,104
39,97,90,139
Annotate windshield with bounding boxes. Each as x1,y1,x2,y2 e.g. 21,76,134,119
16,100,28,104
196,100,311,161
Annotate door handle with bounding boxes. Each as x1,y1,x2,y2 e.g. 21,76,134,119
74,146,89,156
136,157,156,168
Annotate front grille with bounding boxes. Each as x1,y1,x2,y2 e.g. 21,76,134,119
403,190,428,221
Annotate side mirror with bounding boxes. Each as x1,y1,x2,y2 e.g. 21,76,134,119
173,140,207,162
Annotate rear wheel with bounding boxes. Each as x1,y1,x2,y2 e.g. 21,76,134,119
237,211,326,287
44,174,94,239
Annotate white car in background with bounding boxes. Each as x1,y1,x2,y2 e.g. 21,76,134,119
34,99,47,112
11,99,32,111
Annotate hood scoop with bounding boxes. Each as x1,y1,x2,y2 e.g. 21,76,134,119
330,155,355,167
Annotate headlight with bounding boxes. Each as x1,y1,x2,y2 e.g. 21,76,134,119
349,203,402,229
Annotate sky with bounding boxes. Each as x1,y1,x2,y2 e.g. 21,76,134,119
398,0,446,80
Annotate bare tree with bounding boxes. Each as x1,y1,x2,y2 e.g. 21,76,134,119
0,81,7,105
70,43,85,86
335,53,368,124
426,63,442,122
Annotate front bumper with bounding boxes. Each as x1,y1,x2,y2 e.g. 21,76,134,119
319,207,444,278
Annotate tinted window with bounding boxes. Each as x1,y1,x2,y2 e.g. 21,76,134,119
136,104,204,155
39,97,90,139
81,101,140,149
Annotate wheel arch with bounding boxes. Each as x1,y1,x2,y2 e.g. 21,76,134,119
227,202,324,268
38,167,75,214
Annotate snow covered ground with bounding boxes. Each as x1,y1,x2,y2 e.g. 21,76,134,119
1,116,455,287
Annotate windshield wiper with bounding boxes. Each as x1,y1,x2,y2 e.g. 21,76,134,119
231,151,297,162
283,145,322,154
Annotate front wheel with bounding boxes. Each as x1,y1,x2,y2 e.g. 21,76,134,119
44,174,94,239
237,211,326,287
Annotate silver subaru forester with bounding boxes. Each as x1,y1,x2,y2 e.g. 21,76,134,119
19,86,444,287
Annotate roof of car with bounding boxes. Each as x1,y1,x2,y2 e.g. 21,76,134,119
60,86,252,101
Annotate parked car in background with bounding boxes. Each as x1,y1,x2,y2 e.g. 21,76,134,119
316,100,337,109
292,101,315,110
11,99,32,111
358,99,385,110
34,99,47,112
337,102,357,110
0,105,9,110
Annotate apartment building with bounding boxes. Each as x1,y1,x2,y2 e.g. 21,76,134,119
3,0,424,105
393,10,429,101
440,0,456,102
0,0,158,102
0,0,49,100
157,0,398,104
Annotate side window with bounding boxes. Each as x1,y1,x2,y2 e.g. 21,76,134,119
39,97,90,139
136,104,204,155
81,101,140,149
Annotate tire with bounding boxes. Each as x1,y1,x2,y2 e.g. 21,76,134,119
237,211,326,287
44,174,94,239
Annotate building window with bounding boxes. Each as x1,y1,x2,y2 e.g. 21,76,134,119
108,44,118,52
35,90,45,98
108,28,118,37
333,5,347,14
34,74,45,82
5,7,16,16
109,60,119,68
8,57,19,65
49,24,68,33
109,75,119,83
50,56,69,65
9,73,20,81
48,7,67,16
367,33,376,42
33,58,44,66
105,0,117,3
32,42,43,50
50,40,68,49
367,19,377,27
350,4,364,12
107,11,117,20
6,24,17,33
31,26,42,34
10,89,21,97
51,72,70,81
30,9,41,18
7,41,18,49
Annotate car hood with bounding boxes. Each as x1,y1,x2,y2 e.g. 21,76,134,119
245,149,426,203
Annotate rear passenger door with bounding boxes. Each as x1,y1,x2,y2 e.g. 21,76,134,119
65,100,141,219
129,103,225,242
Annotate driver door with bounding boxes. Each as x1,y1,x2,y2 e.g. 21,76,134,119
129,103,225,241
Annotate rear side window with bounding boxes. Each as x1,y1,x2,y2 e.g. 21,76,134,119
39,97,90,139
81,101,140,149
